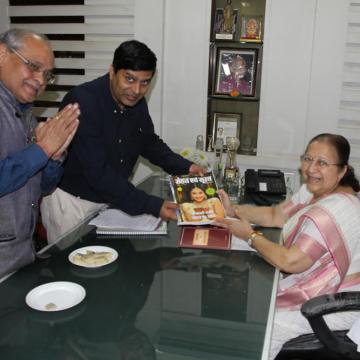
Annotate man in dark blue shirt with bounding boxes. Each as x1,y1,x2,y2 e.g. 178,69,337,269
41,40,204,242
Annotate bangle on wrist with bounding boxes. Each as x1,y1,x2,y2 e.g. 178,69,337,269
247,230,263,247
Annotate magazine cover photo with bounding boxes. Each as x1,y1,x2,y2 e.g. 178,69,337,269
170,173,226,225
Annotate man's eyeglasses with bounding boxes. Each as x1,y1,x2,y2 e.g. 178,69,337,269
300,155,342,169
10,48,56,84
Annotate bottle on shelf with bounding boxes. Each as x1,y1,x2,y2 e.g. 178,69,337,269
213,137,224,186
195,134,204,151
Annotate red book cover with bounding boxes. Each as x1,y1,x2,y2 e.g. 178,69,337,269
179,226,232,250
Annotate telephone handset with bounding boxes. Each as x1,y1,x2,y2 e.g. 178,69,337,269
244,169,286,195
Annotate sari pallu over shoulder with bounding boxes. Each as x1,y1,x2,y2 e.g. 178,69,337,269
277,196,352,310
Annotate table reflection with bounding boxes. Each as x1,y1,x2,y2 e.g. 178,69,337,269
0,175,279,360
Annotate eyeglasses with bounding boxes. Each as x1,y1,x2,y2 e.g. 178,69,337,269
300,155,342,169
10,48,56,84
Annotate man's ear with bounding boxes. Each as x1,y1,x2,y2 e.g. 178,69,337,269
109,64,114,79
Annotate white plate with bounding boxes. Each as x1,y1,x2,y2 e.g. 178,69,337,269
68,246,118,268
25,281,86,312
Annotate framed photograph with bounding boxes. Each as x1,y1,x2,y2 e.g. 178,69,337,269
213,8,238,40
240,15,263,42
214,47,258,97
212,112,241,150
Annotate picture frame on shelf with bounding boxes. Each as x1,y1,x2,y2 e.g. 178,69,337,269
212,112,242,150
240,15,263,42
213,7,238,41
214,47,258,98
240,134,255,154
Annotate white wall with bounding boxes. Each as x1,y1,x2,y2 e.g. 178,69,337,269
306,0,348,138
258,0,348,167
134,0,165,135
161,0,211,150
136,0,211,150
258,0,317,159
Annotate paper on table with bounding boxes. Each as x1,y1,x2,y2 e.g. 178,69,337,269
89,209,162,231
214,215,256,252
347,316,360,351
231,235,256,252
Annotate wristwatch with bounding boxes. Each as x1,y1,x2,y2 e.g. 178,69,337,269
247,230,263,247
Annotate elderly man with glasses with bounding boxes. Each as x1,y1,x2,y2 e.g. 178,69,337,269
0,28,80,278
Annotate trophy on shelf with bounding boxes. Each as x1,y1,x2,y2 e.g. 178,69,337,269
195,134,204,151
224,136,240,200
223,0,234,34
213,137,224,185
207,135,213,152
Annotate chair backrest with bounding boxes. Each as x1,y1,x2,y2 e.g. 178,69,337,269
301,292,360,359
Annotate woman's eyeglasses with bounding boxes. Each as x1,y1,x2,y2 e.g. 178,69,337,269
10,48,56,84
300,155,342,169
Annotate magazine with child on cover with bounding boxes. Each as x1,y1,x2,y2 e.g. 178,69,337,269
170,172,226,226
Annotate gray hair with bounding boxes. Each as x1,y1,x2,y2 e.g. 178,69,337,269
0,28,50,50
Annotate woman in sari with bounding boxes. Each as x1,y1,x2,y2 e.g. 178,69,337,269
216,133,360,359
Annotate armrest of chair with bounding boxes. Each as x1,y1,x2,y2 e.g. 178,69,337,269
300,292,360,357
302,292,360,317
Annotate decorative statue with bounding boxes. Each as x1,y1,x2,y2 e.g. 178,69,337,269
223,0,234,34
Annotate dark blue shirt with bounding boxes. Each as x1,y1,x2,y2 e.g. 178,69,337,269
59,74,192,217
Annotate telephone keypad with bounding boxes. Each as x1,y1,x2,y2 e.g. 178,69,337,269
245,169,286,195
259,177,286,194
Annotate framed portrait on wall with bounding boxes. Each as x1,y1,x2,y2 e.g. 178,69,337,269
212,112,242,150
213,47,258,97
213,8,238,41
240,15,263,42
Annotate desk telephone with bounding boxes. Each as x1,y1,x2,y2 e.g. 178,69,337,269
244,169,286,195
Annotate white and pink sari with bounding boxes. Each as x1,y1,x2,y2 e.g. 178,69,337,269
269,185,360,359
277,185,360,310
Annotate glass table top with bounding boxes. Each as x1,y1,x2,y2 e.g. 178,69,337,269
0,175,280,360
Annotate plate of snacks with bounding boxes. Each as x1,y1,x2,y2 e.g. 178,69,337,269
68,246,118,268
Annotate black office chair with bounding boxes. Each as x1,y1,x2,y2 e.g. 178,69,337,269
275,291,360,360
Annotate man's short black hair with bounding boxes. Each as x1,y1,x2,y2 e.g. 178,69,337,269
112,40,157,73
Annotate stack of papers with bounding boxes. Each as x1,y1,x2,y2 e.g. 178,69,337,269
88,209,167,235
231,235,256,252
